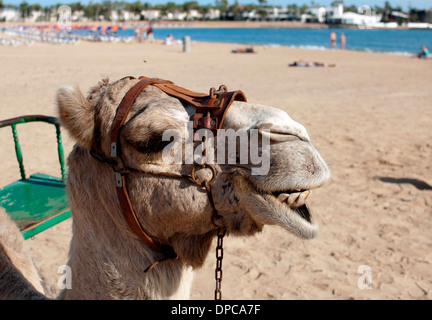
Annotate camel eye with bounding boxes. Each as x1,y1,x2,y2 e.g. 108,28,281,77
129,135,174,154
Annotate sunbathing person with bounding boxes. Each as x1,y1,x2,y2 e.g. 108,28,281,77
289,60,336,67
232,47,255,53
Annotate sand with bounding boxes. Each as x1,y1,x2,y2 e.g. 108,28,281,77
0,37,431,300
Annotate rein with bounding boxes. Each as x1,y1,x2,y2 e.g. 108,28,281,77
90,76,246,299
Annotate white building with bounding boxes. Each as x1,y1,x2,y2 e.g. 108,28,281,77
110,9,140,22
186,9,202,20
331,2,343,17
305,6,327,23
339,12,382,26
242,9,258,20
72,10,85,22
118,10,141,22
265,7,279,20
0,8,20,22
204,8,220,20
141,9,161,21
25,10,44,22
327,2,382,28
163,10,187,21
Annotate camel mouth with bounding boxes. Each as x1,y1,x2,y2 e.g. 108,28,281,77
271,190,312,223
245,185,318,239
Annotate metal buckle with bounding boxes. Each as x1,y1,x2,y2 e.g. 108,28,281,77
110,142,118,158
191,163,217,189
209,85,227,99
115,171,123,187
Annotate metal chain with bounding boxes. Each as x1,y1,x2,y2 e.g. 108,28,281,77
215,227,226,300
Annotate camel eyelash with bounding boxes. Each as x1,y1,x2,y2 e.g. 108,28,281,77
128,135,174,154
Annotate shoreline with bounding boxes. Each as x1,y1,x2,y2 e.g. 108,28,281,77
185,39,419,56
0,32,420,57
1,25,424,57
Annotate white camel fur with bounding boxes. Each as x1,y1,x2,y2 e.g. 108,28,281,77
0,76,330,299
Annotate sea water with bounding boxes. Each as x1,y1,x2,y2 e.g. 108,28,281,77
119,27,432,55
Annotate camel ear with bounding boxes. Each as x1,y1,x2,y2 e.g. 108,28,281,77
57,86,94,149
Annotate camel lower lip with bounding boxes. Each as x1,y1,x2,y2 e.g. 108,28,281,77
291,204,312,223
256,190,318,239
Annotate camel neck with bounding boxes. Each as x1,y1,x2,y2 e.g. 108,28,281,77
59,227,191,300
57,195,191,300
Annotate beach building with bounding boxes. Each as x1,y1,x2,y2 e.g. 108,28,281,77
109,10,141,22
71,10,85,22
334,12,383,26
185,9,202,21
163,10,187,21
25,9,45,23
204,8,220,20
326,2,383,28
241,9,258,21
122,11,141,22
264,7,300,21
0,8,20,22
141,9,161,21
265,7,279,21
302,6,327,23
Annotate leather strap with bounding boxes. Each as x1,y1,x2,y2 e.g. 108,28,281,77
116,175,161,252
116,174,177,273
109,77,176,272
139,76,247,140
110,78,173,157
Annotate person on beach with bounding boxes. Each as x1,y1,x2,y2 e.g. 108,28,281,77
340,33,346,50
164,34,174,45
139,25,145,42
232,47,255,53
417,46,429,59
134,27,139,40
135,25,144,42
146,24,154,43
289,61,336,68
330,31,337,49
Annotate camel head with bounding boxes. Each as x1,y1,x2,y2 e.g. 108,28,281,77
57,77,330,269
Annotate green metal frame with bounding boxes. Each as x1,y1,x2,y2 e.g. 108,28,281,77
0,115,70,239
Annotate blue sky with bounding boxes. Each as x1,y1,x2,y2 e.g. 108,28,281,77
3,0,430,11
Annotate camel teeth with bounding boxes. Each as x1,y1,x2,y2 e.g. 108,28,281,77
277,193,289,202
287,192,300,206
275,190,311,207
294,190,310,207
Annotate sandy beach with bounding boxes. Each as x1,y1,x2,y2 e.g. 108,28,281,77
0,37,431,300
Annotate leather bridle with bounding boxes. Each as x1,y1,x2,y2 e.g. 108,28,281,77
90,76,246,275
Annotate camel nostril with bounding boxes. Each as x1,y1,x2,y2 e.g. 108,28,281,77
258,129,303,143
